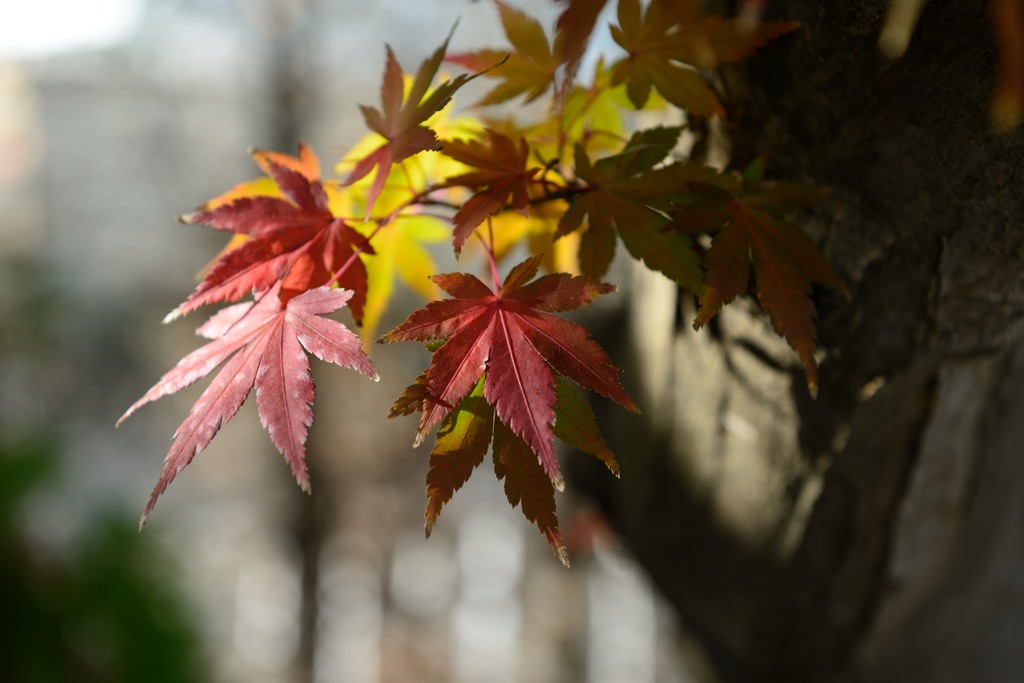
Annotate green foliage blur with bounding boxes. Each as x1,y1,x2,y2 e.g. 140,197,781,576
0,438,207,683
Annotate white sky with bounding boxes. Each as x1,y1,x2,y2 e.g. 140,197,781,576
0,0,143,59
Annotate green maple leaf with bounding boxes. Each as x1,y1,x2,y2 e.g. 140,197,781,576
558,127,715,292
447,0,560,106
610,0,799,115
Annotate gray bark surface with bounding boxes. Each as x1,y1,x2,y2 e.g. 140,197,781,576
575,2,1024,681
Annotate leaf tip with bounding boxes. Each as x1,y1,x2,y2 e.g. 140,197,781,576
413,432,426,448
692,304,715,331
807,381,818,399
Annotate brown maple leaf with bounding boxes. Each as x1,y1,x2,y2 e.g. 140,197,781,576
440,129,540,254
669,169,848,391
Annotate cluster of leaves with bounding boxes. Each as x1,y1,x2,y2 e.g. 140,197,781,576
121,0,845,565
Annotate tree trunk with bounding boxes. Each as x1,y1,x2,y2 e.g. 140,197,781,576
576,2,1024,681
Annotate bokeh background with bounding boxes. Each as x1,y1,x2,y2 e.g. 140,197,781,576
0,2,709,681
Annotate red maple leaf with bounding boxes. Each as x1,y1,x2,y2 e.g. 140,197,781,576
171,144,372,324
380,255,636,489
345,32,494,217
440,129,539,255
119,286,378,525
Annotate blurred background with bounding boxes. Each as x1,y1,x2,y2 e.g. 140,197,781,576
0,1,707,681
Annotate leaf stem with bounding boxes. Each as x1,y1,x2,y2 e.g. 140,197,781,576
477,217,501,292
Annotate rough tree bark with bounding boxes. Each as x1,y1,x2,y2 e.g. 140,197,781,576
576,2,1024,681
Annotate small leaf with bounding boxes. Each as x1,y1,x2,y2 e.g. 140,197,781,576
388,368,432,419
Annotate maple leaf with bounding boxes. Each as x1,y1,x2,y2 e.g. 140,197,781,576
380,255,636,491
447,0,560,106
345,31,493,217
336,83,485,211
558,127,713,292
668,169,848,391
171,146,373,324
554,0,611,82
119,287,378,525
610,0,799,115
441,128,540,254
421,374,615,566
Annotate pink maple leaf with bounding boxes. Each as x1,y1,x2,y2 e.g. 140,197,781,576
120,286,378,526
